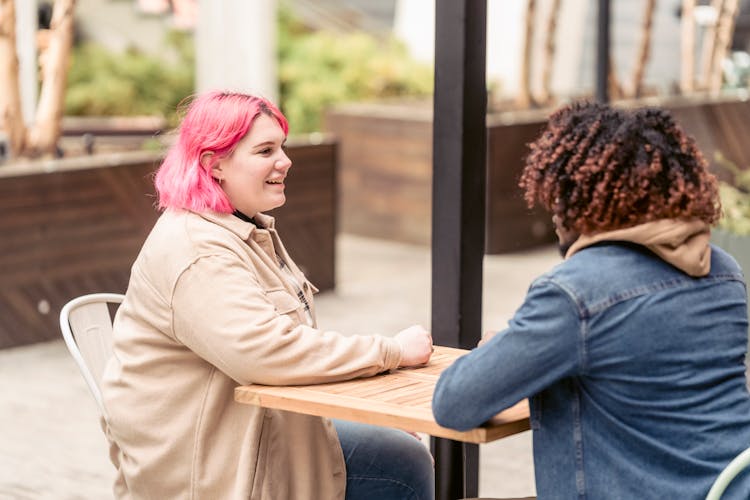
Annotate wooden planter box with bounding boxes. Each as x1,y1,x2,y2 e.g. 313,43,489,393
325,102,556,253
325,93,750,254
0,139,337,349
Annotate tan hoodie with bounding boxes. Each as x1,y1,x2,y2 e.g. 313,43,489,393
101,210,402,499
565,218,712,277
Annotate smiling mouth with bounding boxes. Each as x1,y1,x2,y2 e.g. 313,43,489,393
266,180,284,185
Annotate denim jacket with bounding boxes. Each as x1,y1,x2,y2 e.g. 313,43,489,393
433,242,750,499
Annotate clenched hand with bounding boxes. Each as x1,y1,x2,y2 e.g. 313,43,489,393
395,325,433,367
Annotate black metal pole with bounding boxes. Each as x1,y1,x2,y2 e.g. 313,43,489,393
596,0,611,103
431,0,487,498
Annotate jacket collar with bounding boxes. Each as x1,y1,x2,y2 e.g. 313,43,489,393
566,218,712,277
197,210,276,240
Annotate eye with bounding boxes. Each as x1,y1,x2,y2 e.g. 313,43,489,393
258,147,272,155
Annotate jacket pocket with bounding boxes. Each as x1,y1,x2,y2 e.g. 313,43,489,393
265,289,302,315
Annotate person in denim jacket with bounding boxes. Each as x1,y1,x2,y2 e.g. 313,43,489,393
433,101,750,499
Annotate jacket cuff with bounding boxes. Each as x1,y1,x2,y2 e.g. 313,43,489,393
383,337,402,369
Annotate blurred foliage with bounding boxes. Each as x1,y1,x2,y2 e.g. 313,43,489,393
64,8,433,133
722,51,750,90
65,30,194,126
715,152,750,236
277,6,433,133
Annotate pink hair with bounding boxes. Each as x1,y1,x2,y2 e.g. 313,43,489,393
154,91,289,213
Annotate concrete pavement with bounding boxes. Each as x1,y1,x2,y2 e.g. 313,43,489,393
0,234,560,499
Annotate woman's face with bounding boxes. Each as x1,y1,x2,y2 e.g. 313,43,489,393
213,113,291,217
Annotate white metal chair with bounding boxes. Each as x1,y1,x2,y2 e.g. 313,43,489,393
59,293,124,415
706,446,750,499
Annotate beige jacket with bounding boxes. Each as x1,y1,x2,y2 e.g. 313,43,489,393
101,209,402,499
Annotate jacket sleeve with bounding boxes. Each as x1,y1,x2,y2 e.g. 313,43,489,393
432,278,583,431
170,253,402,386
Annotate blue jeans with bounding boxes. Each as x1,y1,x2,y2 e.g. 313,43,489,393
333,419,435,500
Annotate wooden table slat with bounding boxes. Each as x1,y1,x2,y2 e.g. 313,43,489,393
234,346,530,444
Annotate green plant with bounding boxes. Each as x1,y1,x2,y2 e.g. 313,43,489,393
715,152,750,236
277,6,433,133
65,30,194,127
64,9,433,135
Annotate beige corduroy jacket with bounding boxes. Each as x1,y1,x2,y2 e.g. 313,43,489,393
100,209,402,499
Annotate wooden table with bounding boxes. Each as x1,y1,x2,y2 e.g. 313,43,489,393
234,345,530,444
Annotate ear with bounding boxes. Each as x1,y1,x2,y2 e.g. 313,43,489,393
200,151,221,180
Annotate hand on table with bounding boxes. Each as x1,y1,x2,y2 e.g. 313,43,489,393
395,325,433,367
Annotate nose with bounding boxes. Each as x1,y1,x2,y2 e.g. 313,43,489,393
275,151,292,171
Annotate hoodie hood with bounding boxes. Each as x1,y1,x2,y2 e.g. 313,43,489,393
565,219,712,277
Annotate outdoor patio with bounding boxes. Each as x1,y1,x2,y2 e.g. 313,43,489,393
2,1,749,499
0,233,560,499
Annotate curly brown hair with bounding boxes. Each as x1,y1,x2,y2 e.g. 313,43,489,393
518,101,721,234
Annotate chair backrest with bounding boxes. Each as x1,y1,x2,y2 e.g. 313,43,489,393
59,293,125,414
706,447,750,499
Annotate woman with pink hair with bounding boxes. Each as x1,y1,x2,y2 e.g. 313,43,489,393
100,91,435,499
